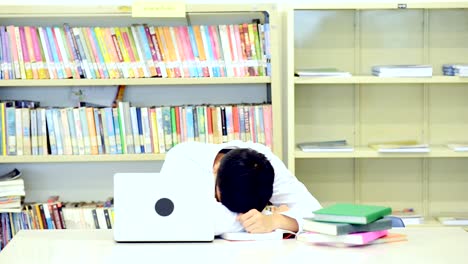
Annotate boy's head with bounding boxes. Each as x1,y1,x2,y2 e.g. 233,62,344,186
215,148,274,213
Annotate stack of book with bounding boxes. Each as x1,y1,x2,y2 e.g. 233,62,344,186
369,140,430,153
297,140,354,152
0,168,25,213
297,203,406,246
294,68,352,77
372,65,432,77
442,64,468,77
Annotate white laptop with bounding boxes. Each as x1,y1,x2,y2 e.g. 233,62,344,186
113,172,214,242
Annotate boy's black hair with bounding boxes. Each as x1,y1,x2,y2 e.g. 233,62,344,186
216,148,274,213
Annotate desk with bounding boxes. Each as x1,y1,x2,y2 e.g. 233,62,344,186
0,227,467,264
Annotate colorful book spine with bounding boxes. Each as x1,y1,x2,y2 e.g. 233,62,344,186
137,25,158,77
87,27,109,79
38,27,57,79
113,27,133,78
57,108,72,155
129,26,150,78
6,25,20,79
140,107,152,153
46,26,65,79
109,28,125,79
148,26,167,78
72,108,85,155
148,108,159,154
200,25,216,77
94,27,116,79
155,26,173,78
74,27,97,79
104,107,117,154
121,27,142,78
154,107,166,153
45,109,57,155
53,27,72,78
93,108,104,155
63,24,84,78
78,107,91,155
19,26,33,79
112,108,123,154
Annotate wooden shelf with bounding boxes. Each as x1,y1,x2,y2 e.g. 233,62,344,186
295,146,468,159
0,154,166,163
0,77,271,87
295,76,468,84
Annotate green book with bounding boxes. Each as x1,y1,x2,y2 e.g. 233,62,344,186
303,217,392,236
313,203,392,224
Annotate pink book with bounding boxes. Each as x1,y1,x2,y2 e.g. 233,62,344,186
52,27,72,78
121,29,140,78
7,25,20,79
103,27,123,78
85,27,106,79
249,105,256,143
226,25,239,77
177,26,192,77
234,25,247,76
262,104,273,149
143,25,161,77
24,26,38,79
297,230,388,246
31,27,48,79
184,26,199,78
149,26,167,78
19,26,32,79
209,25,226,77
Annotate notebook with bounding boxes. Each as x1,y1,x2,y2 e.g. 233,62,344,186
113,172,214,242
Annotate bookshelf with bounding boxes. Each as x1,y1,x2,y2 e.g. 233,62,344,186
286,2,468,226
0,4,281,201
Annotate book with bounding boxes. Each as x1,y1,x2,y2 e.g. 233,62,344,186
303,217,392,236
295,68,351,77
446,142,468,152
298,140,353,152
220,229,292,241
437,216,468,226
0,168,22,181
369,140,430,153
372,64,432,77
313,203,392,224
390,209,424,225
297,230,388,245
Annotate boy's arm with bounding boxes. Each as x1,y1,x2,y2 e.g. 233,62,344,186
237,208,298,233
214,200,244,235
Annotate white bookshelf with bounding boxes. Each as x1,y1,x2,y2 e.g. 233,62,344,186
286,1,468,225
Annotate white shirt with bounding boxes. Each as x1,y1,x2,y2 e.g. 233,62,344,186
160,141,322,235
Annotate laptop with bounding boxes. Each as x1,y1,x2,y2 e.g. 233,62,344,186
113,172,214,242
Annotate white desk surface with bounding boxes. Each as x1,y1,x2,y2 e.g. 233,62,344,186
0,227,467,264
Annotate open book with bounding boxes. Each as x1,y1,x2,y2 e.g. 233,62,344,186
220,229,294,241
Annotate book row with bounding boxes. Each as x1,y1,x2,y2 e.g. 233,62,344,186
0,22,270,80
0,202,114,250
0,101,273,156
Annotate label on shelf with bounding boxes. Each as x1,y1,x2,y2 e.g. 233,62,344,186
132,0,186,18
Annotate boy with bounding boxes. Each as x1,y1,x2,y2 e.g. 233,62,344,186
160,141,321,235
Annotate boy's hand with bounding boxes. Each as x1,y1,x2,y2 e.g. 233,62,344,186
237,209,276,233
